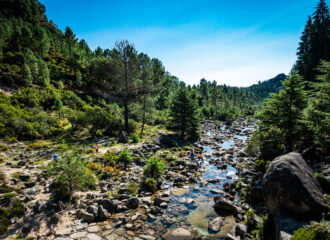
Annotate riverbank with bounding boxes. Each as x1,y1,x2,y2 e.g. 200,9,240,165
0,118,259,240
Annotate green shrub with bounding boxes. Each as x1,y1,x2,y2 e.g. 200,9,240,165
61,91,85,110
292,220,330,240
85,105,122,136
141,178,157,193
315,173,330,194
13,87,40,108
103,150,117,166
26,141,50,151
0,193,24,235
6,137,17,143
0,172,5,180
48,152,97,201
117,148,132,169
130,133,140,143
164,153,178,163
0,144,9,151
255,159,271,173
245,134,260,156
143,156,165,180
259,127,286,161
127,183,140,196
246,208,255,218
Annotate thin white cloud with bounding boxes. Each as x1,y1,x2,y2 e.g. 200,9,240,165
80,25,298,87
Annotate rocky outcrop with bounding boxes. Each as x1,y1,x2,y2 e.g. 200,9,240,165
262,152,328,218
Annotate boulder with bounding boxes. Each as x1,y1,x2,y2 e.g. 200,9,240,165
150,206,162,215
96,198,117,213
262,152,327,218
19,174,31,181
208,217,224,233
235,223,247,237
126,197,139,209
214,196,241,215
97,205,108,221
77,210,94,222
87,205,98,218
163,227,192,240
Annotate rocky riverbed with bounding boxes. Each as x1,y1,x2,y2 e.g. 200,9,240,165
0,118,260,240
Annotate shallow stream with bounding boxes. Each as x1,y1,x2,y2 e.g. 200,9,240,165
148,124,251,237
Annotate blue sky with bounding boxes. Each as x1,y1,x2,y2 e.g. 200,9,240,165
40,0,322,86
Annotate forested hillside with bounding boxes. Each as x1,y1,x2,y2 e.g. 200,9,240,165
0,0,282,141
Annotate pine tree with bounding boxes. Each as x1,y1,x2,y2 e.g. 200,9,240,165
296,0,330,83
110,40,140,133
210,80,220,117
24,48,38,80
169,85,200,140
296,16,313,82
259,73,307,159
65,27,78,66
138,53,155,135
37,58,50,86
21,63,32,85
304,61,330,151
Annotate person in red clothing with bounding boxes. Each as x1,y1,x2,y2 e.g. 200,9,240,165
95,143,99,153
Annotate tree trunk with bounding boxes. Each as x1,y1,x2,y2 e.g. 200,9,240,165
140,98,146,136
124,103,129,133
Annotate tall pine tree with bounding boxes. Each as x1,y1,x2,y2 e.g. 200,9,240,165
110,40,140,133
296,0,330,83
304,61,330,151
259,73,307,159
169,85,200,140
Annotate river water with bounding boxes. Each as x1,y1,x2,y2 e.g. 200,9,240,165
147,122,252,238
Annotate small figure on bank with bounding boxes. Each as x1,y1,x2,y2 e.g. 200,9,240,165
95,143,99,153
190,150,195,162
198,152,204,167
198,152,203,162
53,152,58,161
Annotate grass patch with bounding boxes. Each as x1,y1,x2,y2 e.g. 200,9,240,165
0,144,9,151
26,141,50,151
127,183,140,196
33,158,46,165
0,193,24,235
315,173,330,194
292,220,330,240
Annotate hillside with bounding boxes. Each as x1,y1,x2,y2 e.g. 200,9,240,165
246,73,286,101
0,0,287,142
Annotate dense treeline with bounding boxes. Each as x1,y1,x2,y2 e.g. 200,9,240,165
252,0,330,162
0,0,285,141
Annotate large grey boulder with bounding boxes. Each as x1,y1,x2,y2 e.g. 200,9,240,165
96,198,117,213
214,196,241,215
262,152,328,218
